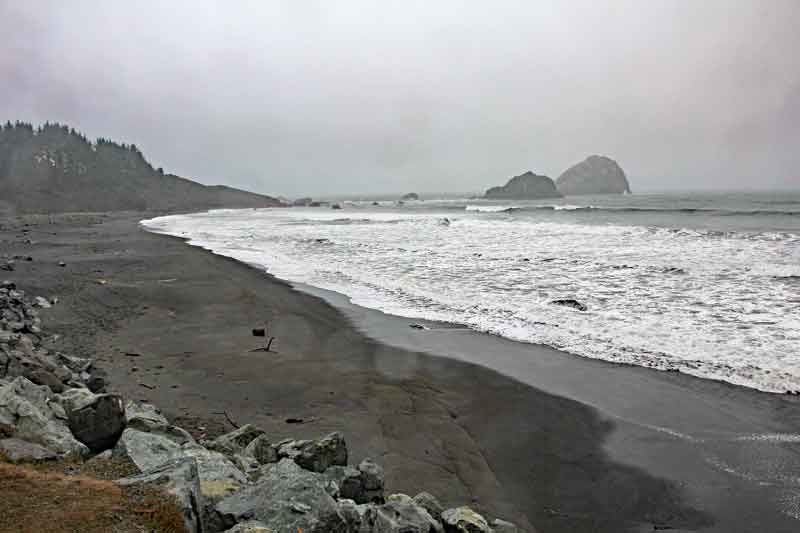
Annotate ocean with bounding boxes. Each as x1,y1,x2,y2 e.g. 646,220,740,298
142,191,800,394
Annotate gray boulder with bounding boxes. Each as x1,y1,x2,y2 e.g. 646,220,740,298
115,428,248,520
54,352,92,374
214,458,347,533
117,456,203,533
277,431,348,473
125,400,194,445
324,465,363,501
181,443,249,501
207,424,266,457
114,427,183,471
25,368,65,393
243,434,278,465
556,155,630,195
0,377,89,458
358,458,385,502
234,453,263,481
0,437,58,463
441,507,491,533
125,400,169,430
324,458,385,504
374,493,443,533
413,492,444,523
65,392,126,452
337,499,378,533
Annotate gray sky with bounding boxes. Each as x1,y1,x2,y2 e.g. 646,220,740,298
2,1,799,197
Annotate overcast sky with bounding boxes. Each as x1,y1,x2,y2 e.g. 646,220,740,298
2,1,798,197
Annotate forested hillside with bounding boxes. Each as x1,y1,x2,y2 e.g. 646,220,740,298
0,121,281,214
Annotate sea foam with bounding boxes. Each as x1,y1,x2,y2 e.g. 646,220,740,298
143,204,800,393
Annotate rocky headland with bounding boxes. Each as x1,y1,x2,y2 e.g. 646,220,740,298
484,172,562,199
555,155,630,195
0,122,282,215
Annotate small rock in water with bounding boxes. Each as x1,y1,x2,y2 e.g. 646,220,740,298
550,299,588,312
409,323,427,330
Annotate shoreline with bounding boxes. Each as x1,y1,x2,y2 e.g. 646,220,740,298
2,211,799,532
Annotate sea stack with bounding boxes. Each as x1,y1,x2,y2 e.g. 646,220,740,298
556,155,630,195
484,171,562,199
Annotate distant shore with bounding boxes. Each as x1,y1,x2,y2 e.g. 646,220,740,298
2,211,799,532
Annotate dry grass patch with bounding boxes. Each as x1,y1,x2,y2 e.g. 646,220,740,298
0,461,186,533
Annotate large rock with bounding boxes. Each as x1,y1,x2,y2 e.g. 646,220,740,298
214,459,347,533
182,443,249,500
206,424,265,457
114,427,183,471
358,458,385,501
277,431,348,473
323,465,363,500
115,427,247,526
324,458,385,504
441,507,491,533
117,457,203,533
0,377,89,458
65,392,126,452
413,492,444,523
337,499,370,532
484,172,562,199
54,352,92,374
556,155,630,195
0,437,58,463
125,400,169,431
374,493,443,533
243,434,278,465
125,400,194,445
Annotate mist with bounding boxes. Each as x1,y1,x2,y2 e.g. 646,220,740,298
2,0,798,197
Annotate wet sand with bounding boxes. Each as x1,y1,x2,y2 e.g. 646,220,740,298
2,211,799,532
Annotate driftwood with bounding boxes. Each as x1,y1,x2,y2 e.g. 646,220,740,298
252,322,276,352
212,410,240,429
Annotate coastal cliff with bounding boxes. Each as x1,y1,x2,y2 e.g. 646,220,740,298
484,171,562,199
0,121,282,214
556,155,630,195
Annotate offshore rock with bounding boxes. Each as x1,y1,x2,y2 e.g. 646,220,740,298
556,155,630,195
485,171,562,199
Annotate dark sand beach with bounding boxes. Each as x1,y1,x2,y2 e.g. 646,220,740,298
2,211,799,532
